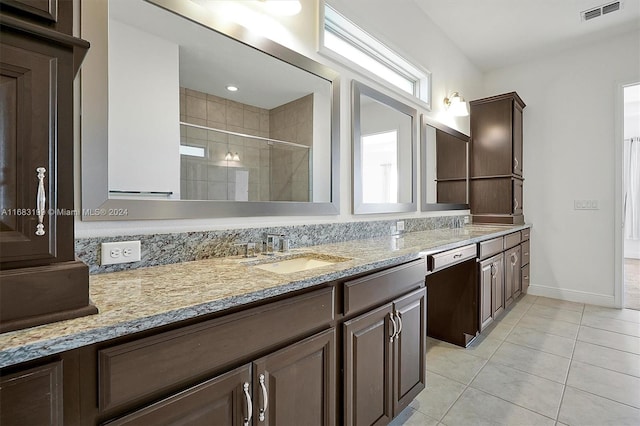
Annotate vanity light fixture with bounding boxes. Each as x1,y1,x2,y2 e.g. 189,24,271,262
232,152,240,161
259,0,302,16
225,151,233,161
443,92,469,117
226,85,239,92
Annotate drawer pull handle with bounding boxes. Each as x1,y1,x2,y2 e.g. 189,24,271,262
514,198,519,210
258,374,268,422
524,252,529,256
523,275,529,279
243,382,252,426
511,253,519,266
395,312,403,337
490,264,497,278
36,167,46,236
389,312,398,343
453,253,463,259
514,156,519,171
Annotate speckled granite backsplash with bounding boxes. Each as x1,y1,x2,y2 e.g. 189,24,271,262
76,215,468,274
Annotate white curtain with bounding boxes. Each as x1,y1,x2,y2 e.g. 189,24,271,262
624,137,640,239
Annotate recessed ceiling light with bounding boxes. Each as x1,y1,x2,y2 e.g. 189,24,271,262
226,85,239,92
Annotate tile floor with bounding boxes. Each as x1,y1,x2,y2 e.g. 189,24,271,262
390,294,640,426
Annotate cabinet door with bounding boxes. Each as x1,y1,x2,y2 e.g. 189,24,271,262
104,365,251,426
0,361,63,426
513,103,523,176
479,258,494,332
470,98,513,177
513,179,523,216
522,264,530,294
505,246,521,307
0,0,58,21
344,303,393,426
0,31,74,267
392,288,426,416
252,328,336,426
492,254,505,319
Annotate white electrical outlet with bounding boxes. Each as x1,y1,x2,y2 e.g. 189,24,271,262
396,220,405,232
101,241,141,265
574,200,599,210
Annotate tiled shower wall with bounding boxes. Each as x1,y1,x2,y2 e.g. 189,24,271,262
76,215,468,274
180,88,312,202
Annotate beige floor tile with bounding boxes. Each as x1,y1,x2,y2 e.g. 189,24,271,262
584,305,640,324
498,304,531,325
527,304,583,324
581,313,640,337
464,334,503,359
578,325,640,354
490,341,571,383
470,362,564,419
558,386,640,426
426,344,487,385
518,313,580,339
519,293,539,304
410,371,466,421
388,406,439,426
573,340,640,377
442,387,555,426
482,321,515,341
506,326,576,358
566,360,640,408
534,297,584,313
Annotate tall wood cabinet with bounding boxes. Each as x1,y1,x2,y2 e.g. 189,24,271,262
469,92,526,224
0,0,96,332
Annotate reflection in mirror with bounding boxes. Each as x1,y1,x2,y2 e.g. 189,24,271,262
352,81,417,214
420,115,470,211
81,0,339,220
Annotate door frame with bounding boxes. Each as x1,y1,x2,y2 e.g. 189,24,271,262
615,80,640,308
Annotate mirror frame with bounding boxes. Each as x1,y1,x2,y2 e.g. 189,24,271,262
352,80,417,215
80,0,340,221
420,114,470,211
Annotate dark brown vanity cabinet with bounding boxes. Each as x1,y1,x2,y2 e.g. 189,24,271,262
0,360,63,425
0,7,96,332
504,235,522,308
343,287,426,426
521,229,531,293
106,329,336,426
479,252,504,332
469,92,526,224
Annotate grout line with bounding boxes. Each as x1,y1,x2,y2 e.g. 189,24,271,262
563,383,640,411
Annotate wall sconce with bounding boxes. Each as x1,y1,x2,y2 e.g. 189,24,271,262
443,92,469,117
225,151,240,161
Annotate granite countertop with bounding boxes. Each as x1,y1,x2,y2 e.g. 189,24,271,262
0,223,530,368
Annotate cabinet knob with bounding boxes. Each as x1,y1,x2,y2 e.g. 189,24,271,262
35,167,47,236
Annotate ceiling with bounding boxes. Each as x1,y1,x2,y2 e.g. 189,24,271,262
412,0,640,72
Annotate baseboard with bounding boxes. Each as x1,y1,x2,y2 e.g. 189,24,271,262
527,284,615,308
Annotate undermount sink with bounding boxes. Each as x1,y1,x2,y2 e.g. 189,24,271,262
252,253,351,275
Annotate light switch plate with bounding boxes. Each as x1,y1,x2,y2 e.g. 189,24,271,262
574,200,599,210
101,241,141,265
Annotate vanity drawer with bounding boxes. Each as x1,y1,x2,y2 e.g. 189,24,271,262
521,240,530,266
343,259,425,316
479,237,503,259
521,228,530,241
427,244,477,273
504,232,521,250
98,286,334,413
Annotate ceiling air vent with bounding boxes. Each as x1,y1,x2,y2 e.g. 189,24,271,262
581,1,623,21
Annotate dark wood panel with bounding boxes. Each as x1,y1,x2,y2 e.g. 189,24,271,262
392,288,426,416
479,237,503,260
99,287,335,413
505,245,522,305
470,97,513,177
0,360,63,426
0,0,57,21
0,0,74,35
426,259,478,347
344,303,393,426
436,180,466,204
522,264,530,294
470,178,513,215
513,103,523,176
504,232,521,250
254,328,336,426
436,129,467,180
513,179,523,215
479,258,494,332
343,259,425,316
492,254,505,320
104,364,250,426
0,260,97,332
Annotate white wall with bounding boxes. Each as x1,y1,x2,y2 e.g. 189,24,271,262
108,19,180,198
76,0,481,237
484,29,640,306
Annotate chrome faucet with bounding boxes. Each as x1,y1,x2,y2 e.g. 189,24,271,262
234,242,257,258
264,234,280,255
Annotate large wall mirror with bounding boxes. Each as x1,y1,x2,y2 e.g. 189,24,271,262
81,0,340,220
352,81,417,214
421,115,470,211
